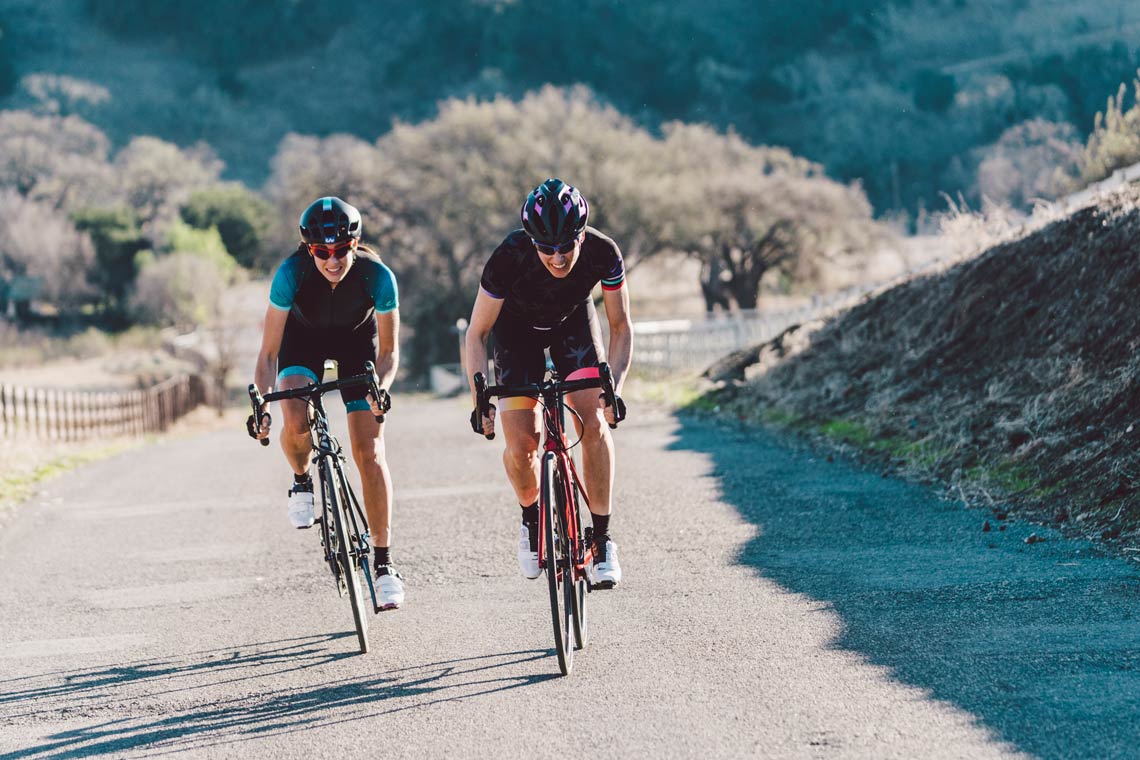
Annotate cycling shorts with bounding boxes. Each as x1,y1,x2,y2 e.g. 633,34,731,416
491,300,603,411
277,313,378,412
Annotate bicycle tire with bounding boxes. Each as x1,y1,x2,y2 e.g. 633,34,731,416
324,457,370,654
570,483,588,650
335,466,379,614
542,452,573,675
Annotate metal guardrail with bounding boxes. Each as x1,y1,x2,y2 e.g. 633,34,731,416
634,283,882,372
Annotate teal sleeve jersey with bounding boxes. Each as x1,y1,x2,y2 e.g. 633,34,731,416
268,250,398,329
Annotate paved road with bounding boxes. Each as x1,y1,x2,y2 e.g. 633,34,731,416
1,397,1138,758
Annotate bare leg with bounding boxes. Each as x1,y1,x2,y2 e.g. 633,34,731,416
500,407,542,506
347,411,393,548
277,375,316,476
567,387,614,516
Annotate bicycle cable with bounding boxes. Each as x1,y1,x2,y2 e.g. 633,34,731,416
536,398,587,450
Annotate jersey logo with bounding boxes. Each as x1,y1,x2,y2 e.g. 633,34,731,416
324,236,336,243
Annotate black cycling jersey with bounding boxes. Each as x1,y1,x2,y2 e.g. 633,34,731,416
269,247,398,412
269,248,398,330
479,227,624,329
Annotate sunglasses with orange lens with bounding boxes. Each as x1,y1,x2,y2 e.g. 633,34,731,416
308,240,355,260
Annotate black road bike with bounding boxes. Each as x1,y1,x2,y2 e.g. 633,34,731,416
247,362,390,654
474,362,621,675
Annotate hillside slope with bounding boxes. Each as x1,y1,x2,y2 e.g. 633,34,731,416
3,0,1139,211
706,187,1140,539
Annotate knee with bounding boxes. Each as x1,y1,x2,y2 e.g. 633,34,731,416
578,409,607,442
280,408,310,437
504,441,539,471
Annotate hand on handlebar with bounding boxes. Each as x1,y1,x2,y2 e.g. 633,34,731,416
362,361,390,423
600,393,627,428
470,404,497,439
367,388,392,420
245,396,271,445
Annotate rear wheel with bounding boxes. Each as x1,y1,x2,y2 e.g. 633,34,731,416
325,459,369,654
542,452,573,675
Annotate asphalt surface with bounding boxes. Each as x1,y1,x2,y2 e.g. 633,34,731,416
2,397,1138,758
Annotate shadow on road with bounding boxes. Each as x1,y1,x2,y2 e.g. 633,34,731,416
671,415,1140,760
1,636,554,759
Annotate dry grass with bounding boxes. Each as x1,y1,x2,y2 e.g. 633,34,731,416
703,185,1140,542
0,405,242,527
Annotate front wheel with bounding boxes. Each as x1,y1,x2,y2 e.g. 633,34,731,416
542,452,573,675
325,459,369,654
570,491,588,650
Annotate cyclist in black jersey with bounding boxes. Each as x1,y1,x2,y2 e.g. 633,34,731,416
465,179,633,587
249,196,406,609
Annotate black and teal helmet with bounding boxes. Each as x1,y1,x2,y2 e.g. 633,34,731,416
299,196,362,244
520,179,589,246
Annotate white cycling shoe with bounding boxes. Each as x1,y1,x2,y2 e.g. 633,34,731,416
287,481,316,529
374,567,405,610
518,524,540,579
586,539,622,588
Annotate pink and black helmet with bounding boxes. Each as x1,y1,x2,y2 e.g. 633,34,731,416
520,179,589,246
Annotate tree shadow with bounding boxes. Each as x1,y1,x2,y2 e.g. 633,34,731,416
1,634,554,759
670,416,1140,760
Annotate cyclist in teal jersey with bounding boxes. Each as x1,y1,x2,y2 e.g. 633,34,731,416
249,197,405,609
466,179,633,587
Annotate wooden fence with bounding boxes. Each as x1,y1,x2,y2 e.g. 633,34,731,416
0,374,207,440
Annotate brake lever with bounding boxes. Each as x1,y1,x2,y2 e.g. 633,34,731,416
598,362,619,429
473,372,495,440
247,384,271,446
363,361,389,424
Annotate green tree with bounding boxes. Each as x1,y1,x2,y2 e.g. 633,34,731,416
71,206,149,323
0,21,15,98
163,218,238,281
181,184,274,269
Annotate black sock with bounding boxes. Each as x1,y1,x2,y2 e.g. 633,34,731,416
374,547,391,573
591,512,611,544
293,472,312,488
521,502,539,552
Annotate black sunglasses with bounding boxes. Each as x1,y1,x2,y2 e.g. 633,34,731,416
532,238,577,255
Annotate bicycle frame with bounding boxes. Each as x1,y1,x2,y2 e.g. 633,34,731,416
536,383,594,584
306,393,374,593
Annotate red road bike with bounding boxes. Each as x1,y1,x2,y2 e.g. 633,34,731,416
474,362,621,675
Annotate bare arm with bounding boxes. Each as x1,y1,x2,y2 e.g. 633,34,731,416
254,306,288,395
374,309,400,390
251,305,289,438
601,284,633,395
464,289,504,434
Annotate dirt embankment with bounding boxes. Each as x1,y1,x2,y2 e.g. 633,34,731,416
705,187,1140,541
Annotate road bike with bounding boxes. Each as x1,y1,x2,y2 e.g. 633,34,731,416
247,362,390,654
474,362,621,675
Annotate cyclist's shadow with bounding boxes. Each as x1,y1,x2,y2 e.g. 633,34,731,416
1,636,555,759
